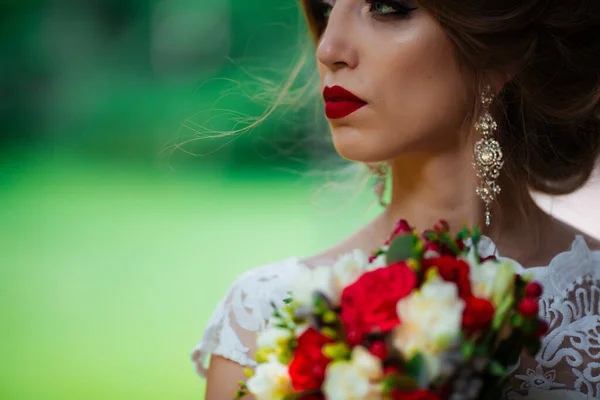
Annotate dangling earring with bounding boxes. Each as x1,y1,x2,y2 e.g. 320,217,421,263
473,84,504,227
367,162,389,208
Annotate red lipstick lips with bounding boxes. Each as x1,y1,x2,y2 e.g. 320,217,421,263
323,85,367,119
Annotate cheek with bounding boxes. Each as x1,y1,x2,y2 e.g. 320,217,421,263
376,25,470,147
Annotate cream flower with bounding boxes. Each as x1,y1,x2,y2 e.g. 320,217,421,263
257,326,291,350
323,346,383,400
292,265,335,306
469,259,517,306
394,275,465,381
332,249,371,292
293,249,374,306
246,356,293,400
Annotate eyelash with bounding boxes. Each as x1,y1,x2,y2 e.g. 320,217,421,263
319,0,417,21
366,0,417,18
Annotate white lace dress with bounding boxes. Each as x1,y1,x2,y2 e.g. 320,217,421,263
190,235,600,399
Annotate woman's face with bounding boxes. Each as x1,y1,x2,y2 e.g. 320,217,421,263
314,0,472,162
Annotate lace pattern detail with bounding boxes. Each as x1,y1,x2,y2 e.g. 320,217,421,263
502,237,600,399
191,236,600,400
190,257,301,376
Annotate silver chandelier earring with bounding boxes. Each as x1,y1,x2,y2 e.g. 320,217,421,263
473,84,504,227
367,162,389,207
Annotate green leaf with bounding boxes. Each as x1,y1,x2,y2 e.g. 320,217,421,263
371,249,385,258
522,319,537,335
439,234,460,254
404,353,426,386
382,374,419,393
489,360,507,376
510,313,524,328
474,344,488,357
457,224,470,241
492,294,515,330
423,230,438,241
387,234,416,264
461,341,475,360
472,225,482,244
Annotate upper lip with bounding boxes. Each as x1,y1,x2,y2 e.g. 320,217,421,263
323,85,366,103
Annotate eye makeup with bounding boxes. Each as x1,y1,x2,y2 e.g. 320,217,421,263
307,0,418,35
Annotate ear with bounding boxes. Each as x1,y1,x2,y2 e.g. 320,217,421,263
485,68,515,96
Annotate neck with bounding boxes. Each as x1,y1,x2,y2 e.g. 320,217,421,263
375,148,549,261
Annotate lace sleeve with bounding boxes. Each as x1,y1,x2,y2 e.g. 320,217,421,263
504,244,600,399
189,257,301,377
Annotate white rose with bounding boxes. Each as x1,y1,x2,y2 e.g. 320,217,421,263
332,249,371,292
257,326,291,350
246,356,293,400
293,249,374,307
292,265,335,306
470,259,498,298
323,346,383,400
351,346,384,381
469,259,517,306
394,276,465,382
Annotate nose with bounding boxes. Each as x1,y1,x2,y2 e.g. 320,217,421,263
315,5,359,71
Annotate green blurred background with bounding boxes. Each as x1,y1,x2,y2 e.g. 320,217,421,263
3,2,599,399
0,1,378,398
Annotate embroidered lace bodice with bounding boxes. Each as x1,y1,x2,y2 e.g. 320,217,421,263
190,235,600,399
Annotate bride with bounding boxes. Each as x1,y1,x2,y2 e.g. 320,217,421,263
191,0,600,398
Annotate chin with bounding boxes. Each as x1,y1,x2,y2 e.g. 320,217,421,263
330,128,399,163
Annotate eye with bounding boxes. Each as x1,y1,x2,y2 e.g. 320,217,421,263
370,2,396,14
312,0,333,20
366,0,417,18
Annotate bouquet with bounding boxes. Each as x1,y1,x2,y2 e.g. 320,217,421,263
236,220,548,400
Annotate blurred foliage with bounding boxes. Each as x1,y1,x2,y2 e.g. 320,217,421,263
1,0,331,170
0,2,366,399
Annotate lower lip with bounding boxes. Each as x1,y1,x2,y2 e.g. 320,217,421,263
325,101,367,119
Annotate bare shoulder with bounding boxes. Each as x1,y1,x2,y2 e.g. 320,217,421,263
301,217,386,268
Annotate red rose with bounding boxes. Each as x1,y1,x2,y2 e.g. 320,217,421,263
423,256,472,297
386,219,413,245
462,296,495,334
392,389,440,400
341,261,418,345
368,340,388,360
384,365,401,375
423,242,442,258
394,219,413,235
525,282,543,298
518,297,539,318
288,328,333,391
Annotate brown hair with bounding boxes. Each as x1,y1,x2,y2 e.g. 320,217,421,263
301,0,600,198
